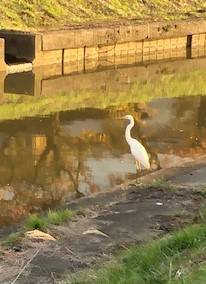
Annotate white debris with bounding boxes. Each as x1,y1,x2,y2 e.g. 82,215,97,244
82,228,110,238
175,269,182,279
156,202,163,206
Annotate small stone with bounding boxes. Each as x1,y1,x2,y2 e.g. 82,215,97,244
12,245,23,252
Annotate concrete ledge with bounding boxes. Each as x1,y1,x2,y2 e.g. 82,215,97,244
7,63,32,74
41,19,206,51
137,155,206,185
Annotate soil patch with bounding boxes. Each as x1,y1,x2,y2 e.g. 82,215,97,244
0,184,205,284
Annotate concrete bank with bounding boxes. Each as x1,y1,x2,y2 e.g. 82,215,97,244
138,155,206,187
1,18,206,74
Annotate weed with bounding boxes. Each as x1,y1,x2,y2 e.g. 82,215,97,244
1,208,76,246
47,209,75,225
143,179,176,191
25,214,47,230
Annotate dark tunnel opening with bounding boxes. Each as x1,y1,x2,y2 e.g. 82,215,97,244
0,31,35,65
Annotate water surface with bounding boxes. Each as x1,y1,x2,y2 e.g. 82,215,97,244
0,58,206,227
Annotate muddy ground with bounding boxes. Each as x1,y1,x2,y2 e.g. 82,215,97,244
0,182,205,284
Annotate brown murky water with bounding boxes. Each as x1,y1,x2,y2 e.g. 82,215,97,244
0,58,206,227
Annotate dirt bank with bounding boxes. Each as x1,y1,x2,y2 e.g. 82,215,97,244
0,182,205,284
1,0,206,30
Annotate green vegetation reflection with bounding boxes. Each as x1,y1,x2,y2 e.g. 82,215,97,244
1,69,206,121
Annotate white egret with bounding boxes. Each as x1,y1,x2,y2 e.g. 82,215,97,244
123,115,150,170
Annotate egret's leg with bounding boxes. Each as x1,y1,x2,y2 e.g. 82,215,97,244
136,161,140,171
135,161,141,184
135,161,138,183
138,161,142,172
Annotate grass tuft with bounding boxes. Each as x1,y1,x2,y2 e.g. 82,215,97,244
25,209,76,230
2,208,76,246
25,213,47,230
47,209,75,225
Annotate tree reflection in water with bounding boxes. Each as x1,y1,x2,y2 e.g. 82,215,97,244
0,96,205,227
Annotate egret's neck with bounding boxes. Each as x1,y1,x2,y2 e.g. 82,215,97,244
125,119,134,143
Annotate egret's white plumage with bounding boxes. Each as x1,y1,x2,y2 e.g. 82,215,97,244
123,115,150,170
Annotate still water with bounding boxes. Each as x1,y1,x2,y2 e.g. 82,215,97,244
0,58,206,227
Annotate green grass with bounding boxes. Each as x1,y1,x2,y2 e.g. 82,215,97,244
25,208,75,230
25,213,48,230
183,265,206,284
70,223,206,284
0,0,206,30
1,208,76,246
142,179,176,191
47,209,75,225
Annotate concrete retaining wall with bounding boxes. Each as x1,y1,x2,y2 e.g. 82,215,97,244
1,19,206,74
31,19,206,74
39,36,188,74
192,33,206,58
40,19,206,50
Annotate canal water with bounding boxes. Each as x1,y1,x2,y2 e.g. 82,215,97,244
0,58,206,227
